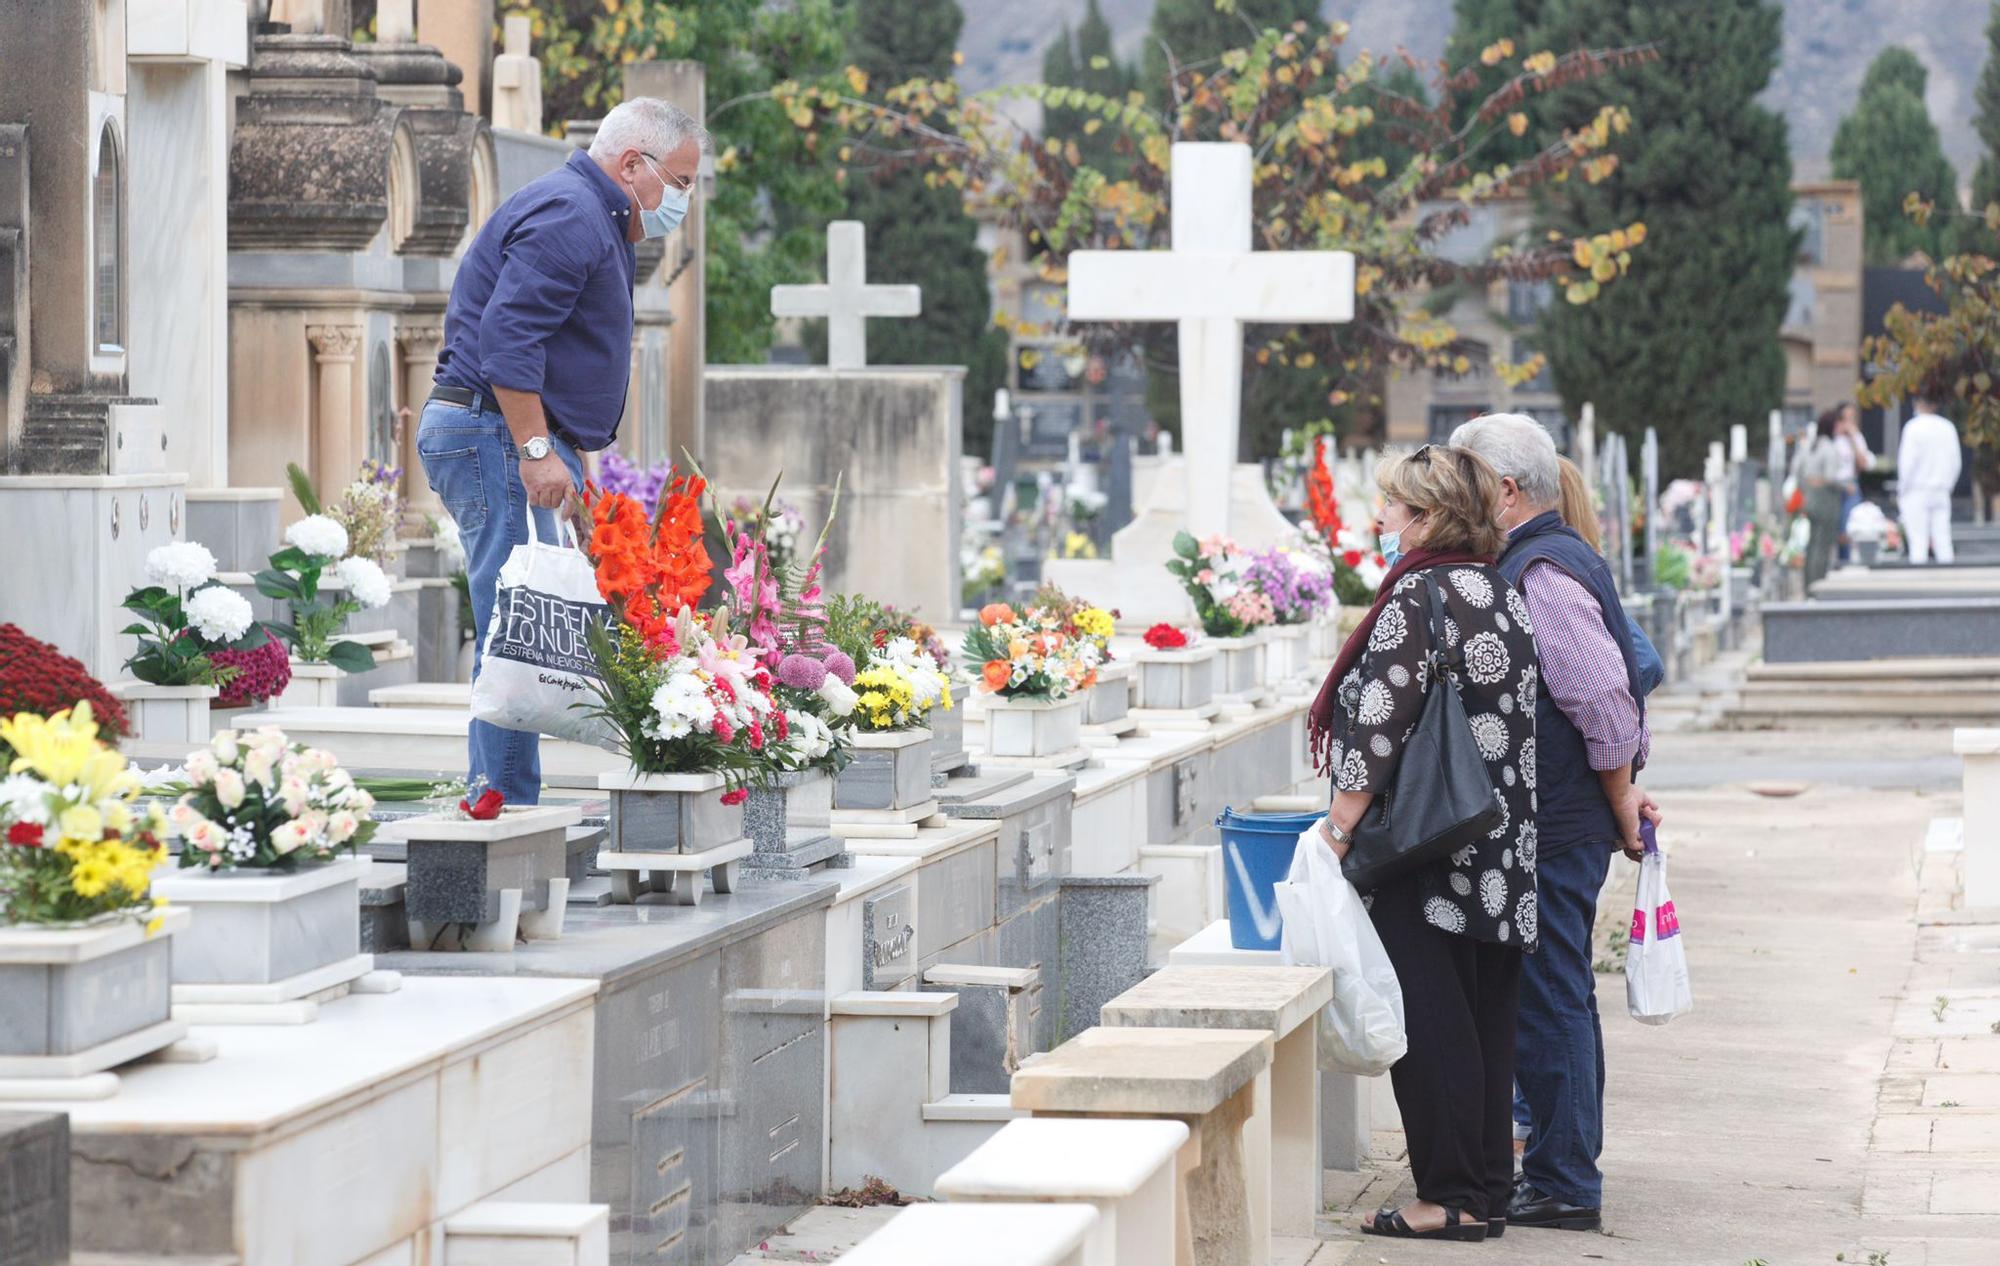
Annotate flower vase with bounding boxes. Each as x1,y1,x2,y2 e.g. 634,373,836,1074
1206,634,1269,707
111,682,219,748
982,693,1087,764
594,770,753,906
927,698,968,780
834,729,936,813
742,769,846,878
1132,646,1219,719
148,856,373,1018
1084,660,1135,727
277,660,344,709
1263,625,1308,691
0,908,192,1086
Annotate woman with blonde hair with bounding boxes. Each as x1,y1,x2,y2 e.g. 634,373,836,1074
1307,443,1539,1242
1556,457,1602,552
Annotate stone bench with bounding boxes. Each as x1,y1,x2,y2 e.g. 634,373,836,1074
1166,921,1375,1172
1099,965,1332,1240
442,1201,609,1265
1011,1025,1271,1266
842,1202,1099,1266
1953,729,2000,910
935,1117,1186,1266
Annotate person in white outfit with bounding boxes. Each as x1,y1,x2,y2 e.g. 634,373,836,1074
1897,394,1962,564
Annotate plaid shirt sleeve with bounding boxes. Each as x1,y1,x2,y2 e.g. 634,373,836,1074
1519,561,1648,771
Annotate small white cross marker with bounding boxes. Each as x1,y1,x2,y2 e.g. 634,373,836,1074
770,220,922,369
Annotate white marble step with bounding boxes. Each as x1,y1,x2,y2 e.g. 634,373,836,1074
370,681,473,709
234,706,622,787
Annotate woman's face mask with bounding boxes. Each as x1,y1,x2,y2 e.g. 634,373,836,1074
1376,502,1425,566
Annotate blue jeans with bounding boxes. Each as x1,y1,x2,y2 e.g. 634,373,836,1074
416,397,583,806
1515,840,1612,1208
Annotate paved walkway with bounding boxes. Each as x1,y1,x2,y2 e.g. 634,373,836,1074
1321,761,1997,1263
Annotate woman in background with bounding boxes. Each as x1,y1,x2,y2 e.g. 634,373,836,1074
1797,408,1849,587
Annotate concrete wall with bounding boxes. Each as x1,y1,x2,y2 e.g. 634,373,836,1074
706,365,964,622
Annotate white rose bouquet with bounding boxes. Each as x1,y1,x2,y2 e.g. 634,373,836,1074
170,727,376,871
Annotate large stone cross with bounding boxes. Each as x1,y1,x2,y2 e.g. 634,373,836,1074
771,220,921,369
1067,142,1355,538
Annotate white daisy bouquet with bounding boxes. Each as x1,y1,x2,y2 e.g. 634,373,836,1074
121,541,267,688
255,465,393,672
169,728,376,871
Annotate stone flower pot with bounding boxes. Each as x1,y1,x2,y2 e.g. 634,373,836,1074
927,697,967,778
983,693,1087,759
0,908,191,1081
597,770,746,855
1084,660,1134,726
834,728,936,813
277,660,343,709
1134,647,1218,712
1307,616,1343,663
745,768,835,851
377,804,583,948
1207,633,1268,701
1263,625,1308,689
112,682,218,747
149,855,368,990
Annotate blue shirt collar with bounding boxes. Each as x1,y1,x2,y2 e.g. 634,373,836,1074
567,149,634,227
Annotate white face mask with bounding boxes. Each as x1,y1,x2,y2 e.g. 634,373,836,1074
634,156,691,239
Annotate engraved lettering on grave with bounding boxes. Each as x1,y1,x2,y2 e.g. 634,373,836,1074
863,883,916,988
633,1078,704,1263
1173,759,1200,826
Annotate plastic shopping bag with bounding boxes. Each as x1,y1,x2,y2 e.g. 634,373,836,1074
469,510,618,749
1276,825,1408,1075
1624,844,1693,1025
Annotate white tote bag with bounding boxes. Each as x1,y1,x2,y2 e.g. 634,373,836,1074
1625,846,1694,1025
1276,825,1408,1076
469,509,619,749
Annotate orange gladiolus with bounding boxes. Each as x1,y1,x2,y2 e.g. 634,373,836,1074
979,603,1015,628
981,659,1012,691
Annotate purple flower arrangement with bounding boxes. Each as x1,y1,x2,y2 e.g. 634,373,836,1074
597,451,673,517
1245,547,1335,625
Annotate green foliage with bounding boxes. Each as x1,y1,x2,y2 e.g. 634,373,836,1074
1832,47,1958,265
286,461,323,517
819,593,884,668
119,587,257,689
1968,5,2000,253
1139,0,1321,115
1652,543,1691,592
1443,0,1546,168
254,546,376,671
512,0,851,363
1042,0,1133,179
1858,250,2000,494
829,0,1007,453
1533,0,1796,479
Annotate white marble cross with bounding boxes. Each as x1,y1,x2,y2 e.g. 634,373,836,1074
1067,142,1355,538
771,220,922,369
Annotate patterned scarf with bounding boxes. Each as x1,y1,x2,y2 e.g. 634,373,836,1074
1307,547,1491,777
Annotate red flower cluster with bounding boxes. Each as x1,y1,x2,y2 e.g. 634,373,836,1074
6,821,43,848
0,624,128,738
1143,623,1189,651
212,635,292,708
1306,435,1343,547
459,788,505,820
583,475,713,645
720,787,749,807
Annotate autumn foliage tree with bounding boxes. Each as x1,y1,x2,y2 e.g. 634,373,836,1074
765,17,1653,458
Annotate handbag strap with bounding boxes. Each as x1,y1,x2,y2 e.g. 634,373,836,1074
1419,572,1464,672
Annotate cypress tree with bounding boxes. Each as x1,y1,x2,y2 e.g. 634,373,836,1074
1973,4,2000,221
1532,0,1797,478
836,0,1008,452
1831,47,1959,264
1442,0,1546,168
1042,1,1134,178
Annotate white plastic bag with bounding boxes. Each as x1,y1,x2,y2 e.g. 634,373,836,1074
1625,846,1693,1025
470,510,618,749
1276,825,1408,1075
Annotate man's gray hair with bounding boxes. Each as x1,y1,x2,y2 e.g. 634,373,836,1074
1449,412,1562,506
589,97,712,162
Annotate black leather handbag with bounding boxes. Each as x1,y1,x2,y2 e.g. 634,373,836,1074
1340,573,1505,893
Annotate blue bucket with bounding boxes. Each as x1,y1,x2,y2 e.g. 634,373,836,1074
1217,806,1322,951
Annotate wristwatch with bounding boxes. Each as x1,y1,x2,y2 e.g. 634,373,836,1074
1321,818,1352,848
521,435,553,461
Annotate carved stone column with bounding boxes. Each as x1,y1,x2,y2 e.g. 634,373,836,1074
397,323,444,518
307,324,360,504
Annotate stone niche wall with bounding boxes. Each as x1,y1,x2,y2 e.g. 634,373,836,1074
705,366,964,622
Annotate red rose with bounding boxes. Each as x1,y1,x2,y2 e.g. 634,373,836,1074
1341,549,1363,567
1143,623,1189,651
6,821,43,848
720,788,748,806
459,789,505,820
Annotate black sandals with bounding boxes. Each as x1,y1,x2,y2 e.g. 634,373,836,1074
1360,1205,1490,1242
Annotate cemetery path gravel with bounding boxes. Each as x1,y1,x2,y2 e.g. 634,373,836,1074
1321,768,1996,1265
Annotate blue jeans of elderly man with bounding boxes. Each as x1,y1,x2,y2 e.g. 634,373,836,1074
419,97,707,805
1451,414,1664,1234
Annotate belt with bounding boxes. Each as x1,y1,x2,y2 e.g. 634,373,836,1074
429,386,580,449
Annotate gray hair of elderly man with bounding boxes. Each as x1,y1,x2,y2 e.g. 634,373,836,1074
588,97,714,162
1449,412,1562,507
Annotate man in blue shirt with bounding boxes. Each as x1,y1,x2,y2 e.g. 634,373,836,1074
419,97,708,804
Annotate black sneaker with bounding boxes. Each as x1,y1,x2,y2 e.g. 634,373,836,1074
1507,1182,1602,1232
